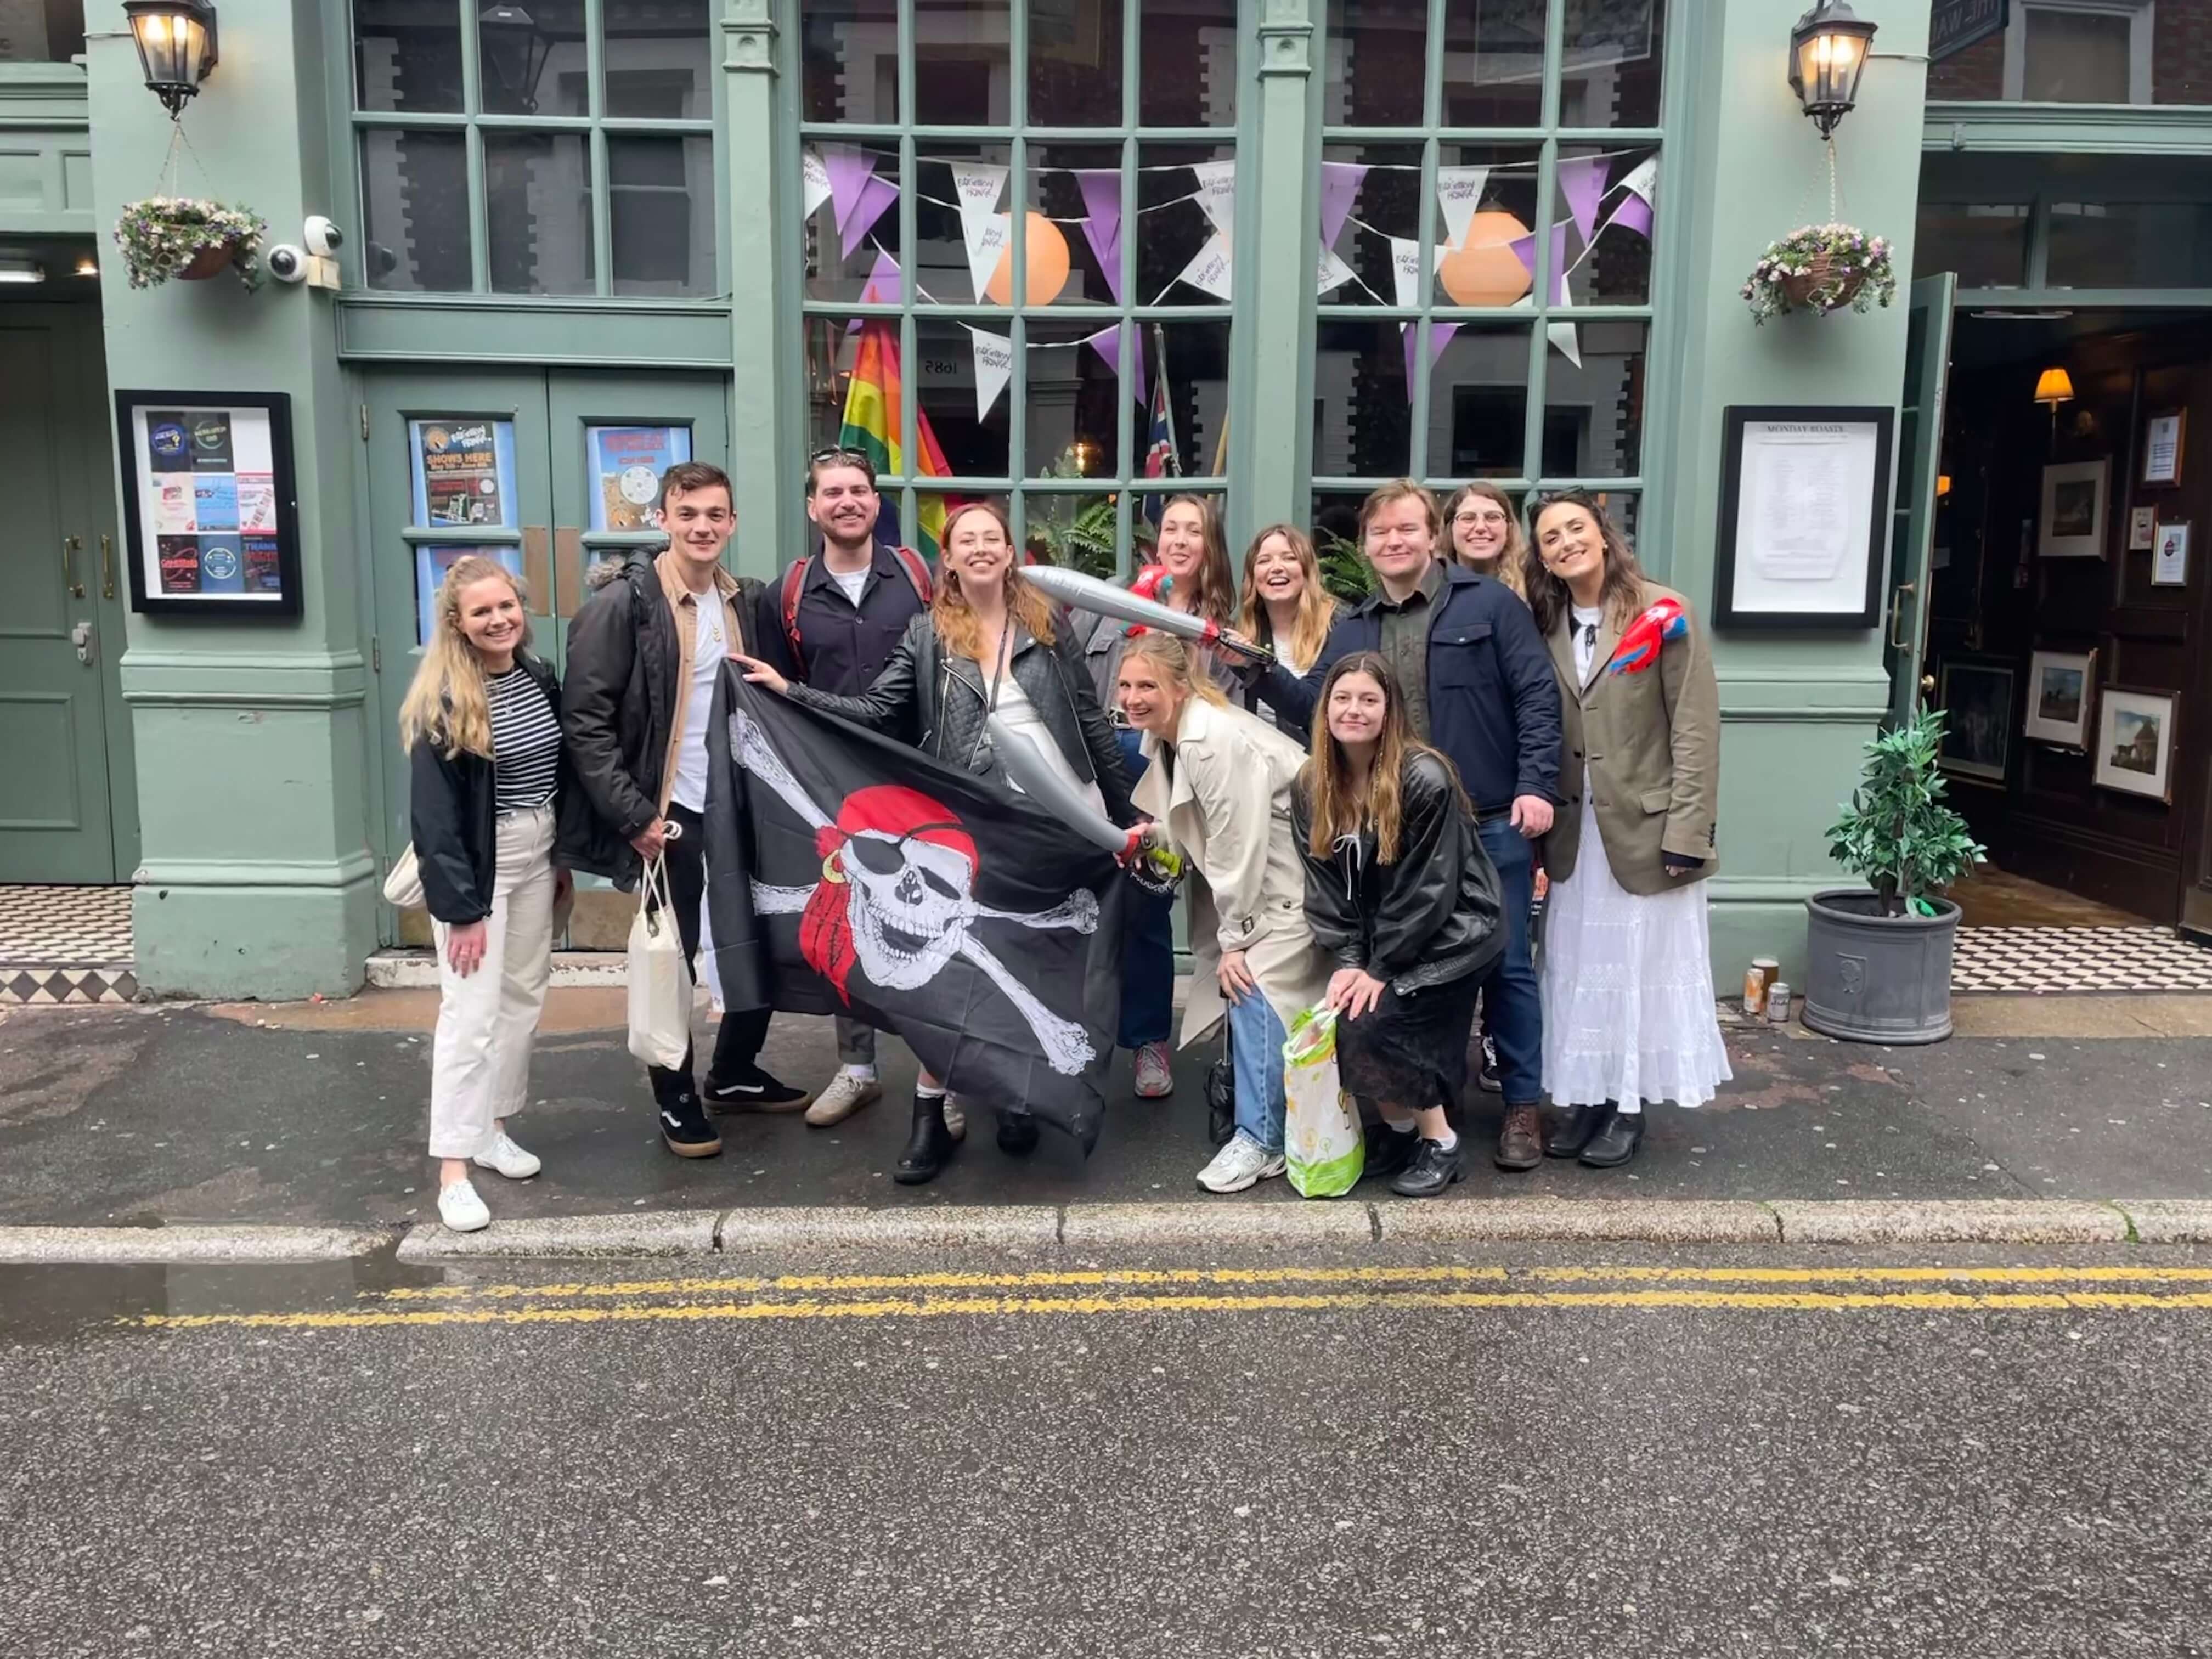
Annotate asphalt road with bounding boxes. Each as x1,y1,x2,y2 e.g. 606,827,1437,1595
4,1241,2211,1657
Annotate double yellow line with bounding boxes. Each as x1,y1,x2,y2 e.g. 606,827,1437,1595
125,1262,2212,1333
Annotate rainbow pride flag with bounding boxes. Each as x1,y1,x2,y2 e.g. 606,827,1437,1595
840,320,953,562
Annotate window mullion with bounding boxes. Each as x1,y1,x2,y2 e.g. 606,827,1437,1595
1522,0,1566,481
1008,0,1029,521
458,0,489,292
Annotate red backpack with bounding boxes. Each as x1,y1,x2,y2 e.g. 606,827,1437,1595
781,545,933,659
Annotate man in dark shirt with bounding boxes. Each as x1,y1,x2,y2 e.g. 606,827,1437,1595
1259,479,1562,1180
752,447,933,1131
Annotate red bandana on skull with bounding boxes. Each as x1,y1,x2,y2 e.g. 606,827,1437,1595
800,785,979,1003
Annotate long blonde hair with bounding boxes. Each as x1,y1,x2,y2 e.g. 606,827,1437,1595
1441,482,1527,598
1301,651,1465,865
1156,493,1237,625
399,556,532,760
932,499,1058,662
1120,629,1231,719
1235,523,1336,673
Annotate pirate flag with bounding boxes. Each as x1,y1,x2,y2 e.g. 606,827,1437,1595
703,669,1125,1149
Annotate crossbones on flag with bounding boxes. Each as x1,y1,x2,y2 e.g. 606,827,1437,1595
703,669,1125,1148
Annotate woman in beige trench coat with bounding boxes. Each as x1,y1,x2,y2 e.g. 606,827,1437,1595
1116,632,1334,1193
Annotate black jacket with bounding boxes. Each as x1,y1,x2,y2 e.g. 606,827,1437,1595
753,542,930,696
1262,564,1562,814
409,652,567,926
1291,751,1503,993
787,610,1138,827
557,553,766,888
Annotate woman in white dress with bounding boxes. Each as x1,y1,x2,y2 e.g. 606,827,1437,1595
1524,491,1730,1169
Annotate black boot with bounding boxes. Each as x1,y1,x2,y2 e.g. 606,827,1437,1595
894,1092,956,1184
1545,1103,1610,1159
1579,1109,1646,1169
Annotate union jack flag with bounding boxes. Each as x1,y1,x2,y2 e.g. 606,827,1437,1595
1141,324,1176,528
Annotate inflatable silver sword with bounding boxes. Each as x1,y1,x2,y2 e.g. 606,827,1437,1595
1020,564,1275,668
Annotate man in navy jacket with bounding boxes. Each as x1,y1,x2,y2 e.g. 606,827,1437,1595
1258,480,1562,1179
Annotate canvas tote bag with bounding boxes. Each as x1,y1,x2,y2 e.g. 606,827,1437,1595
626,853,692,1069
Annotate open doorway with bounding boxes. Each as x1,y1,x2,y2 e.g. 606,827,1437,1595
1923,308,2212,941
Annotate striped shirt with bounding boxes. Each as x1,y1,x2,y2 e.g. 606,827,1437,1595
487,666,561,815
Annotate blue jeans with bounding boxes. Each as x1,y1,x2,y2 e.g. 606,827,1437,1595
1476,815,1543,1106
1116,727,1176,1049
1226,989,1288,1154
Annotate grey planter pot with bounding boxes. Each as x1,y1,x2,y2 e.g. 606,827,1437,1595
1801,888,1959,1045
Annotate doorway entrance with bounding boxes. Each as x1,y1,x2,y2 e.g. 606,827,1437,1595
0,295,137,885
363,368,732,940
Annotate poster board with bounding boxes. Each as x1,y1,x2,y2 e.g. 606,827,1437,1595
115,391,302,618
1712,406,1892,629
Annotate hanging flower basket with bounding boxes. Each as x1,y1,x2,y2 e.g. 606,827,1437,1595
113,196,267,291
1742,223,1896,323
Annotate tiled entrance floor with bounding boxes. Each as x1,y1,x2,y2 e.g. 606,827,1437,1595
1952,927,2212,995
0,885,137,1005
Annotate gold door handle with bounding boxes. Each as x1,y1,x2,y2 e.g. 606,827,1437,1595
99,533,114,600
1920,673,1936,697
1887,582,1915,650
61,535,84,599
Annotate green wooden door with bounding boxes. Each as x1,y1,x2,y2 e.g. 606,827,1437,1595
0,306,131,883
1885,273,1956,727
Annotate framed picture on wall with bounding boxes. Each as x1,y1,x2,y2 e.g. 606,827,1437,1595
2141,410,2185,487
2038,458,2109,559
2094,687,2178,803
1711,405,1892,629
114,391,302,618
1936,659,2016,785
2022,648,2096,750
2152,521,2190,587
2129,505,2158,550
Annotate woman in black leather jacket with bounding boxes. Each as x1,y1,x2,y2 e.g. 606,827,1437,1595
1291,652,1502,1199
738,499,1135,1183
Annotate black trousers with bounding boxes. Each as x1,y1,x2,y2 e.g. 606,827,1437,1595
648,800,769,1104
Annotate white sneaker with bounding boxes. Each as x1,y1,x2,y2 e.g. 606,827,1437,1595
438,1178,491,1232
1133,1041,1175,1099
806,1071,883,1127
1197,1132,1286,1194
473,1129,541,1180
942,1094,968,1141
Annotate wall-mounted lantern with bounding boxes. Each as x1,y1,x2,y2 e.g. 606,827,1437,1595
479,2,554,115
1788,1,1877,139
122,0,220,120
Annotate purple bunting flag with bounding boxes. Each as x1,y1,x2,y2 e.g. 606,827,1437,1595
1558,155,1609,245
1319,161,1369,250
1400,321,1458,401
1075,170,1125,304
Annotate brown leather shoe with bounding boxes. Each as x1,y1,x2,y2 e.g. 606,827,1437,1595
1494,1102,1544,1171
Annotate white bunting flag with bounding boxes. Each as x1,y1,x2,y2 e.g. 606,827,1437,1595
1617,155,1658,206
1547,320,1583,368
963,211,1011,301
1176,232,1235,301
1191,160,1238,238
1316,243,1355,297
949,162,1007,232
802,146,834,221
1389,237,1424,308
1434,166,1489,252
970,327,1013,420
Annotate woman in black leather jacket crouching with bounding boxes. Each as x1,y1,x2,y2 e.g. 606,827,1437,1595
1291,652,1503,1199
737,499,1136,1184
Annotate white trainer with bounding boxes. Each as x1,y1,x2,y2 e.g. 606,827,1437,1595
942,1094,968,1141
806,1071,884,1127
438,1178,492,1232
1196,1132,1286,1194
473,1128,541,1180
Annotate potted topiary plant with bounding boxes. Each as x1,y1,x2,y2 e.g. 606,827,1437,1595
1742,222,1896,323
1802,709,1986,1044
114,196,267,290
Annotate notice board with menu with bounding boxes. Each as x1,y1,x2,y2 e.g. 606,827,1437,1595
115,390,302,618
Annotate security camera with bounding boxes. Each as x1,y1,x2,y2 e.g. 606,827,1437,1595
266,244,308,284
303,216,345,258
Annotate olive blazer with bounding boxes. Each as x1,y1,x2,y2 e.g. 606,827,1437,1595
1538,580,1720,896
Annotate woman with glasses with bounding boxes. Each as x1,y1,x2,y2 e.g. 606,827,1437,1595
1525,490,1729,1170
1442,483,1527,599
736,499,1135,1183
1234,522,1342,744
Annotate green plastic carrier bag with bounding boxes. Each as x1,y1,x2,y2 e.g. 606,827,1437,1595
1282,1007,1364,1198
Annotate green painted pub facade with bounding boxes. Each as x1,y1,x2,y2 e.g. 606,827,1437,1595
4,0,2210,998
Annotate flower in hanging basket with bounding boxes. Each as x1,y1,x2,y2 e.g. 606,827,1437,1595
1742,222,1897,323
112,196,268,291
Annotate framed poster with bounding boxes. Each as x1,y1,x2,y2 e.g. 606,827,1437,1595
115,391,301,618
1936,658,2015,785
2129,505,2158,550
408,417,518,528
2023,648,2096,750
2038,458,2108,558
1712,405,1892,629
2152,521,2190,587
586,425,692,531
2094,686,2177,803
2141,410,2185,487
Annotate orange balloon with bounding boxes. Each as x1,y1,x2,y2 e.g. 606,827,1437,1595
1437,208,1534,307
985,212,1071,306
